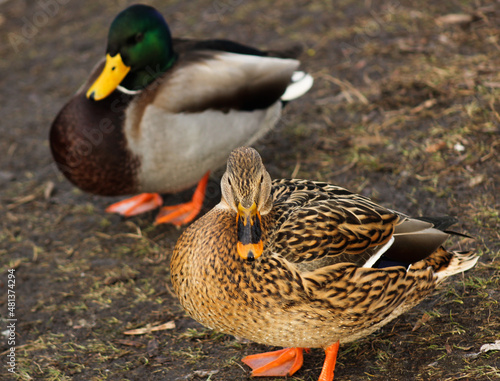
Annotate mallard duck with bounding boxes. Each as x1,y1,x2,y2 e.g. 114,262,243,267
50,4,313,226
171,147,478,381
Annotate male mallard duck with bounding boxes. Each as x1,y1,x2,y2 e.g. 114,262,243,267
171,147,478,381
50,4,313,226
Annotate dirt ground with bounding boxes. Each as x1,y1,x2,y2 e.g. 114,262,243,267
0,0,499,380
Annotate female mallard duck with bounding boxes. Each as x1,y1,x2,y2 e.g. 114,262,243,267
50,4,313,226
171,147,478,381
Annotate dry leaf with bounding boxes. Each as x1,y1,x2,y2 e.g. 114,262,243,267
44,181,55,200
116,339,144,348
425,141,446,153
411,98,438,114
445,342,452,354
469,174,485,188
7,194,37,209
436,14,473,25
412,312,432,331
124,321,176,335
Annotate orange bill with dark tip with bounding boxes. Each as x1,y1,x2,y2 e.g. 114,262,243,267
237,241,263,261
236,202,263,261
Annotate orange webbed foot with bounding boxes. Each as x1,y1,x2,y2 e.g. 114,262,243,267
318,341,340,381
242,347,305,377
155,201,202,226
154,172,210,226
105,193,162,216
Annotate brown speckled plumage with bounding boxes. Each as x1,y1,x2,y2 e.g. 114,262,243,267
171,147,478,358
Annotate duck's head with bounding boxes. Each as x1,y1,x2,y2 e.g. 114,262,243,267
221,147,273,261
87,4,176,101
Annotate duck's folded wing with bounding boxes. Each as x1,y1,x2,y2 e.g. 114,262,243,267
151,51,301,113
270,180,399,267
300,247,477,334
302,262,414,330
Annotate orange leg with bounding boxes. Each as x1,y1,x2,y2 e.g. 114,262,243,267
105,193,163,216
318,341,340,381
242,347,304,377
154,172,210,226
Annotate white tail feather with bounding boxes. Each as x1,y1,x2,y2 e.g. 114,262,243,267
281,71,314,101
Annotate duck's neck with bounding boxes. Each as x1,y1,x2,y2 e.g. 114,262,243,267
120,53,178,91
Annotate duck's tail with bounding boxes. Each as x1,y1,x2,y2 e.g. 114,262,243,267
281,71,314,101
434,250,479,283
408,247,478,284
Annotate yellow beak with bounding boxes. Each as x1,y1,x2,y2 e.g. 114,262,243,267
236,202,263,261
86,53,131,101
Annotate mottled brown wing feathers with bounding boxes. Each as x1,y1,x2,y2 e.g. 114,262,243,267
302,259,437,331
268,179,399,267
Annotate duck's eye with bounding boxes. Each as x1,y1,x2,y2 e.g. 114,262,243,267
126,33,143,45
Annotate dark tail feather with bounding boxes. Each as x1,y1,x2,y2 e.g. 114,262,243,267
380,216,472,265
265,45,303,59
173,38,303,59
417,216,474,239
416,216,458,230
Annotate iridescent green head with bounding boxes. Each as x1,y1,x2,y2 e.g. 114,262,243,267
87,4,176,100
